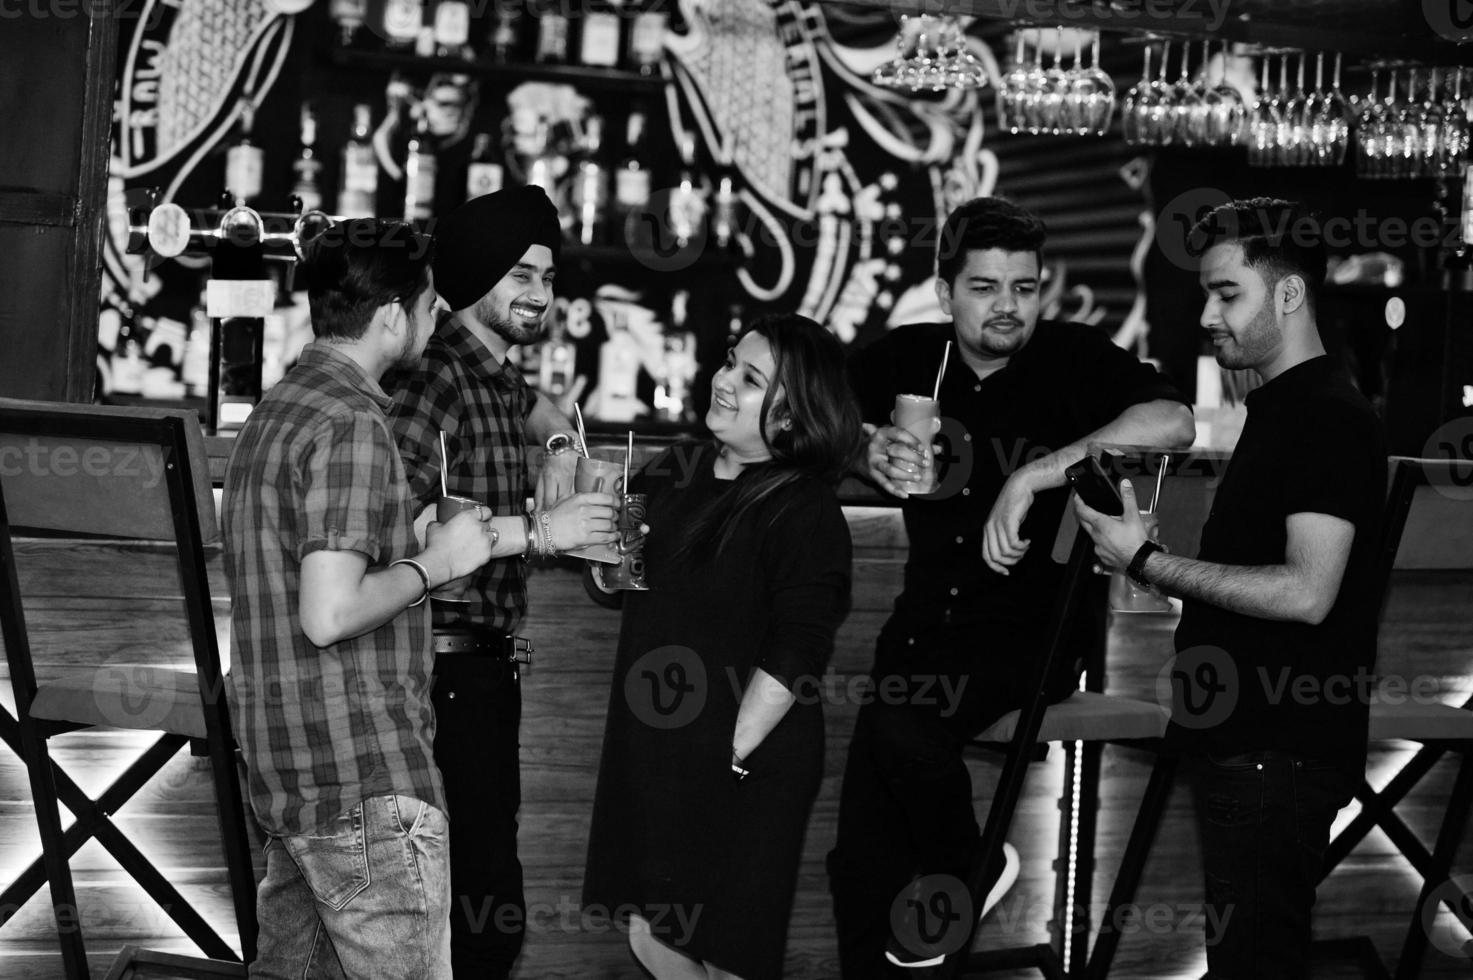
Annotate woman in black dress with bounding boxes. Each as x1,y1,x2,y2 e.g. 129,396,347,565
582,314,863,979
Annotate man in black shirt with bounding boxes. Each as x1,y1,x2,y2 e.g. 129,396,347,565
829,197,1195,975
1074,198,1386,979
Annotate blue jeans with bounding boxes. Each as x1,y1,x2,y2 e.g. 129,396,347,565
1190,751,1355,980
251,795,452,980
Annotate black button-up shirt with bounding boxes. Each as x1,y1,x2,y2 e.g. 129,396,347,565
850,320,1188,641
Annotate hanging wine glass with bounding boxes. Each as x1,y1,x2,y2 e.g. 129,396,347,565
1122,43,1155,145
998,32,1030,134
1080,31,1116,136
1205,39,1247,147
1285,52,1312,165
1172,40,1206,146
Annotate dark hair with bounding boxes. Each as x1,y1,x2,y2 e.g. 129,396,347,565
300,218,435,341
682,314,863,558
1189,197,1328,311
936,196,1047,286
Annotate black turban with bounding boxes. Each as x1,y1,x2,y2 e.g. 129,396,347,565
432,186,562,313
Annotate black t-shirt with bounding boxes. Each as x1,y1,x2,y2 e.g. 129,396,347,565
849,320,1188,641
1171,355,1387,776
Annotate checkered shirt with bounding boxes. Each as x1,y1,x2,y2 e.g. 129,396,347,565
222,342,444,836
384,316,536,633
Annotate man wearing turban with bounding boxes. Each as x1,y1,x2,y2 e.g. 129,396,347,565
386,186,621,978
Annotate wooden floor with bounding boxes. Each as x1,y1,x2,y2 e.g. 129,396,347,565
3,508,1472,978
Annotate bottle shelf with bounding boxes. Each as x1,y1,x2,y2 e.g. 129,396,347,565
330,48,667,95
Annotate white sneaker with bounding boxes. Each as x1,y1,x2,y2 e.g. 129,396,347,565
884,842,1022,969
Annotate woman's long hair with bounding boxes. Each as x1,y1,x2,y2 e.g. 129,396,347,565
679,314,863,559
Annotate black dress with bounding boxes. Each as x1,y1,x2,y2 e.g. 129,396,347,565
582,443,852,979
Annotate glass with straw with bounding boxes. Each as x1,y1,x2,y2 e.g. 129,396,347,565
433,429,481,603
604,429,649,590
891,341,949,496
1108,451,1173,613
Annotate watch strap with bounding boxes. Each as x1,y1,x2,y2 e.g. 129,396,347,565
1127,540,1163,588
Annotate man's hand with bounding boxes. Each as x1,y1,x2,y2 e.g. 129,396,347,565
982,469,1042,575
423,505,497,583
535,448,578,510
863,421,937,498
1072,479,1151,571
546,491,620,551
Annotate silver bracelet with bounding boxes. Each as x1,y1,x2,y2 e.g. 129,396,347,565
390,558,431,607
538,509,557,557
522,514,538,560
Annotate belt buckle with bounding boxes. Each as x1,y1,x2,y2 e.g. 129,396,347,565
510,636,534,665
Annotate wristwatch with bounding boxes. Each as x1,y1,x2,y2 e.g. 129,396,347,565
544,432,582,457
1127,540,1165,588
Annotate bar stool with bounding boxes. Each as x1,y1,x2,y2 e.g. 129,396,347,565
1312,456,1473,978
0,398,257,978
938,449,1219,979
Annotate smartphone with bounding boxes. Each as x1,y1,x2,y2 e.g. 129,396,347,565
1065,456,1125,517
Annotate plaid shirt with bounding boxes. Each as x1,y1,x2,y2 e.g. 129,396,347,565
385,316,536,633
222,342,444,837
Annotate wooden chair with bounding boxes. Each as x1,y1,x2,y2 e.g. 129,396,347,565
939,450,1221,979
1312,456,1473,978
0,398,256,978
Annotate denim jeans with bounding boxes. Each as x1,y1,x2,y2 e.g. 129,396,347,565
251,795,452,980
1189,750,1355,980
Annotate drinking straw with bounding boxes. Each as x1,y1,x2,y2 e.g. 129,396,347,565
624,430,633,492
438,431,449,497
1147,452,1170,514
572,403,591,458
932,340,952,402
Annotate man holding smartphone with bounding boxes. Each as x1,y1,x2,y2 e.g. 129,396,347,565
829,196,1196,974
1073,198,1386,978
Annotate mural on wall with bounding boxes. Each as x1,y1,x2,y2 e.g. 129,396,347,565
98,0,1146,404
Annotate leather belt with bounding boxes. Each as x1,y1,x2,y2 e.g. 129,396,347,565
432,629,533,664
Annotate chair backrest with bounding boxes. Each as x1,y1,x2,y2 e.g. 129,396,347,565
0,398,222,702
0,398,217,543
1385,457,1473,572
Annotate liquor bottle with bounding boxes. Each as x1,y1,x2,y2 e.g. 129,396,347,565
111,309,146,396
570,115,609,246
225,102,263,206
488,3,525,63
523,118,559,197
579,0,623,68
538,315,576,399
404,116,438,223
666,132,707,248
182,301,212,398
330,0,369,46
466,131,505,202
613,110,651,247
337,104,378,218
626,0,667,75
382,0,424,48
534,0,570,64
712,172,738,250
432,0,472,59
291,104,324,213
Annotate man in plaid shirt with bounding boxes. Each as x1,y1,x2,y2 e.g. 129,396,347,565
223,220,497,977
386,186,620,978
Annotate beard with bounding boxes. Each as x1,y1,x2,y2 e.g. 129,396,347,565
1214,299,1279,370
477,296,545,347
